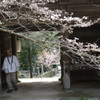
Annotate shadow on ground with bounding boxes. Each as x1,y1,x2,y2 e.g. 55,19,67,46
0,79,100,100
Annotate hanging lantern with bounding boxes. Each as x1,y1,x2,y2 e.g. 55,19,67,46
17,40,21,52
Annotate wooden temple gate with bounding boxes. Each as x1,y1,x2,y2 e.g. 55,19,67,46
0,0,100,91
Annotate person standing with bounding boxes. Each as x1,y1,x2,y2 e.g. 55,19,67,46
2,49,20,93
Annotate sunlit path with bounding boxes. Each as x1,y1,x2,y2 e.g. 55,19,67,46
19,66,61,83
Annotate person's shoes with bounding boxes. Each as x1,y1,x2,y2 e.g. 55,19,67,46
7,89,12,93
14,86,18,91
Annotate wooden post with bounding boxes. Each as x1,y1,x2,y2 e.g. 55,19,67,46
0,43,2,91
11,35,17,56
11,34,19,81
1,32,11,90
60,30,70,84
28,45,33,78
63,61,71,89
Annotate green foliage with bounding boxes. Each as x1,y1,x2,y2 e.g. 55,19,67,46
18,31,59,70
98,71,100,76
76,98,100,100
76,97,88,100
18,39,42,70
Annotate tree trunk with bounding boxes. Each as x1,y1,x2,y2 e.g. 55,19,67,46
28,45,33,78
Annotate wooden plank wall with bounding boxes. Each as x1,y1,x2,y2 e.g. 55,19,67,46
69,24,100,45
47,0,100,19
0,31,11,90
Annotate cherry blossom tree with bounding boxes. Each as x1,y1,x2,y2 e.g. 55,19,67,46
0,0,100,70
